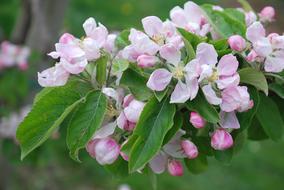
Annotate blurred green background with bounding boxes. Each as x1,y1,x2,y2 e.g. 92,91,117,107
0,0,284,190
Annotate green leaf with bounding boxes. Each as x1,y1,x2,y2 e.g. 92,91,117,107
247,118,268,141
239,67,268,95
67,91,107,161
120,67,152,101
16,84,84,160
269,83,284,99
237,87,260,131
112,59,129,75
129,96,176,173
184,154,208,174
154,87,168,102
178,28,207,50
115,29,130,49
105,157,129,178
213,148,233,164
256,93,284,141
186,92,220,124
202,5,246,38
96,55,108,86
163,112,183,145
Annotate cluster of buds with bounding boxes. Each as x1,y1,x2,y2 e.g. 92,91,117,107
0,41,30,71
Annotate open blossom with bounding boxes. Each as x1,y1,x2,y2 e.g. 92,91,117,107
0,41,30,70
170,1,210,36
38,63,69,87
211,129,234,150
195,43,240,105
190,112,206,129
147,44,199,103
259,6,275,23
246,22,284,73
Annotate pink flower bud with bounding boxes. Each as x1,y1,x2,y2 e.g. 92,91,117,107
94,138,120,165
246,50,258,62
211,129,233,150
190,112,206,129
137,54,158,68
181,140,198,159
168,160,183,176
259,6,275,22
120,151,129,161
122,94,134,108
228,35,246,52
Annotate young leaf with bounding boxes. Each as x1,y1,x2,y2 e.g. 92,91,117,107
96,55,108,86
247,118,268,141
238,0,254,12
202,5,246,38
67,91,107,161
154,87,168,102
105,157,129,178
256,93,284,141
186,92,220,124
112,59,129,75
178,28,207,49
239,67,268,95
16,84,84,160
120,67,152,101
269,83,284,99
163,112,183,145
213,148,233,164
129,96,176,173
115,29,130,49
184,154,208,174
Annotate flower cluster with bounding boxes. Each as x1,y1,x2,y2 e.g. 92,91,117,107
0,41,30,71
18,1,284,178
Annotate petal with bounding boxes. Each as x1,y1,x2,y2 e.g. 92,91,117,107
159,44,181,66
117,112,128,130
202,84,222,105
184,59,201,79
93,122,116,139
253,37,273,57
198,64,213,82
184,1,204,24
149,152,168,174
170,80,191,103
216,74,240,89
170,6,188,28
60,57,88,74
48,51,60,59
147,69,172,91
265,51,284,73
217,54,239,76
220,111,240,129
142,16,163,37
83,17,97,37
124,100,145,123
246,22,266,43
102,87,119,103
196,43,218,66
186,77,199,100
82,37,101,61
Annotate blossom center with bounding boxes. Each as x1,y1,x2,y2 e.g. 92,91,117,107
173,66,184,79
208,70,218,82
152,34,165,46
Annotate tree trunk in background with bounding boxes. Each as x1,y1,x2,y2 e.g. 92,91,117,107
11,0,69,54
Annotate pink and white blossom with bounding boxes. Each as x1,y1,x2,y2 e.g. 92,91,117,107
259,6,275,23
168,160,183,176
181,140,198,159
228,35,247,52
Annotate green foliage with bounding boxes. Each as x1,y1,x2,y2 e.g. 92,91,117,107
67,91,107,161
239,67,269,95
129,96,176,173
185,154,208,174
96,55,108,86
112,59,130,75
186,92,220,124
16,82,87,160
256,93,284,141
202,4,246,38
115,29,131,49
120,66,152,101
269,83,284,99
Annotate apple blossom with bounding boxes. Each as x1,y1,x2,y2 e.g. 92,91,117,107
246,22,284,73
170,1,210,36
189,112,206,129
211,129,234,150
